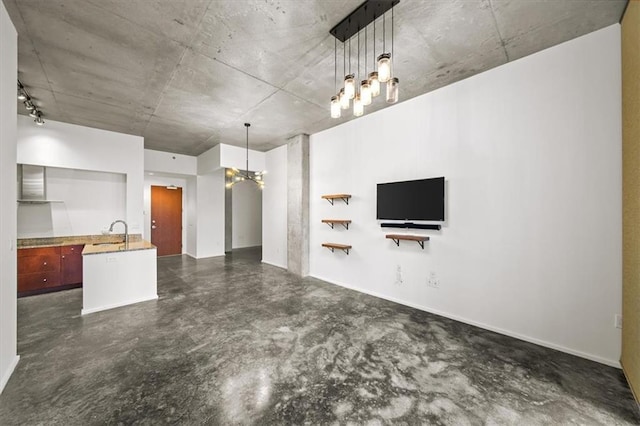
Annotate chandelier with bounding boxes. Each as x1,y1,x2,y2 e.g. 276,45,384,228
330,0,399,119
227,123,266,189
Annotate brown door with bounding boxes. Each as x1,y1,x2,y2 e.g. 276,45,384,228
151,185,182,256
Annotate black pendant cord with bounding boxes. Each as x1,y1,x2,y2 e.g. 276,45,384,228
391,6,394,68
365,25,367,74
348,37,351,75
357,28,360,84
373,15,376,60
383,11,386,53
334,37,337,93
245,123,250,176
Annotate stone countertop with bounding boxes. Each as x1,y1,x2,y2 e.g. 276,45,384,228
18,234,143,249
82,240,156,255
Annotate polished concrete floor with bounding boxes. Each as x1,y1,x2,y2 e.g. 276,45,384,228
1,247,639,425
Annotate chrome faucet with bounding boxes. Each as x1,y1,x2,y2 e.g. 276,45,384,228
109,220,129,248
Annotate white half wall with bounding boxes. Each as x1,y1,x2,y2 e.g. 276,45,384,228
0,0,18,394
232,181,262,249
17,117,144,235
309,25,622,366
262,145,288,268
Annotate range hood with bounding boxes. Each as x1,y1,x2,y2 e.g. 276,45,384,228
17,164,61,203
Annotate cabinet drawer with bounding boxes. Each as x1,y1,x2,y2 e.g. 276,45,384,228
61,245,84,255
18,246,60,257
18,271,61,292
18,254,60,275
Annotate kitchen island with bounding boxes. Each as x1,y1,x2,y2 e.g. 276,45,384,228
81,240,157,315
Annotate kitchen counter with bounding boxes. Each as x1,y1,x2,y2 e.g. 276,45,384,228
18,234,143,249
82,240,155,255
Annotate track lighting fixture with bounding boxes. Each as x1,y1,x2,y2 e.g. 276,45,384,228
329,0,400,119
34,112,45,126
17,79,45,125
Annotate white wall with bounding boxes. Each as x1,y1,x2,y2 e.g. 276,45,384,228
186,176,198,257
17,117,144,235
196,169,225,258
143,176,188,252
144,149,197,175
262,145,288,268
17,167,126,237
232,181,262,248
220,143,266,172
309,25,622,366
0,1,18,394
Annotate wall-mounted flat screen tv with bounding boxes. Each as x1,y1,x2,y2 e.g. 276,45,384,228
376,177,445,221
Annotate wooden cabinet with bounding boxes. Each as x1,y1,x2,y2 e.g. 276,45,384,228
61,245,83,285
18,244,84,296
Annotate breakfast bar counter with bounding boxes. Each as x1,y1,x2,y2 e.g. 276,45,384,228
81,240,157,315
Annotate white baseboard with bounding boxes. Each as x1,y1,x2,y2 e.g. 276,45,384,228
81,295,158,315
192,252,225,260
310,274,621,369
261,260,287,270
0,355,20,394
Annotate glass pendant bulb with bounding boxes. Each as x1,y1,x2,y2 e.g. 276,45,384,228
386,77,399,104
360,80,372,106
344,74,356,99
330,95,341,118
368,71,380,97
377,53,391,83
339,88,349,110
353,93,364,117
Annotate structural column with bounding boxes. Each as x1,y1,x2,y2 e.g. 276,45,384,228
287,134,309,276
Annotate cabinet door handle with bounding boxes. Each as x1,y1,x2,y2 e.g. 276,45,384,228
43,262,47,265
62,256,65,259
43,278,47,282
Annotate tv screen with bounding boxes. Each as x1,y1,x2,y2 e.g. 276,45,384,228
376,177,445,221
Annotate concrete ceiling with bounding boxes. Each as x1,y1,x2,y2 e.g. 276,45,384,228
4,0,627,155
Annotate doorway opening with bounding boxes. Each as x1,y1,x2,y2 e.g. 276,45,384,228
225,174,262,256
150,185,182,256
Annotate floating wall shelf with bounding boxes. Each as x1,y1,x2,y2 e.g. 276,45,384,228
322,219,351,230
386,234,430,250
322,243,352,255
321,194,351,205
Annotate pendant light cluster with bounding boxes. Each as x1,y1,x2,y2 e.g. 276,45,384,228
330,0,399,119
17,80,44,125
226,123,266,189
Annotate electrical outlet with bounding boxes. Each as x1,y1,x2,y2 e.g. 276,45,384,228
395,265,403,285
427,272,439,288
615,314,622,329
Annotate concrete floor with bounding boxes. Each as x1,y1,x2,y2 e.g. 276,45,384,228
1,247,639,424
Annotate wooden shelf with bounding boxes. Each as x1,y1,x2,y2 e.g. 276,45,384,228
322,243,352,255
386,234,430,249
322,219,351,230
321,194,351,205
